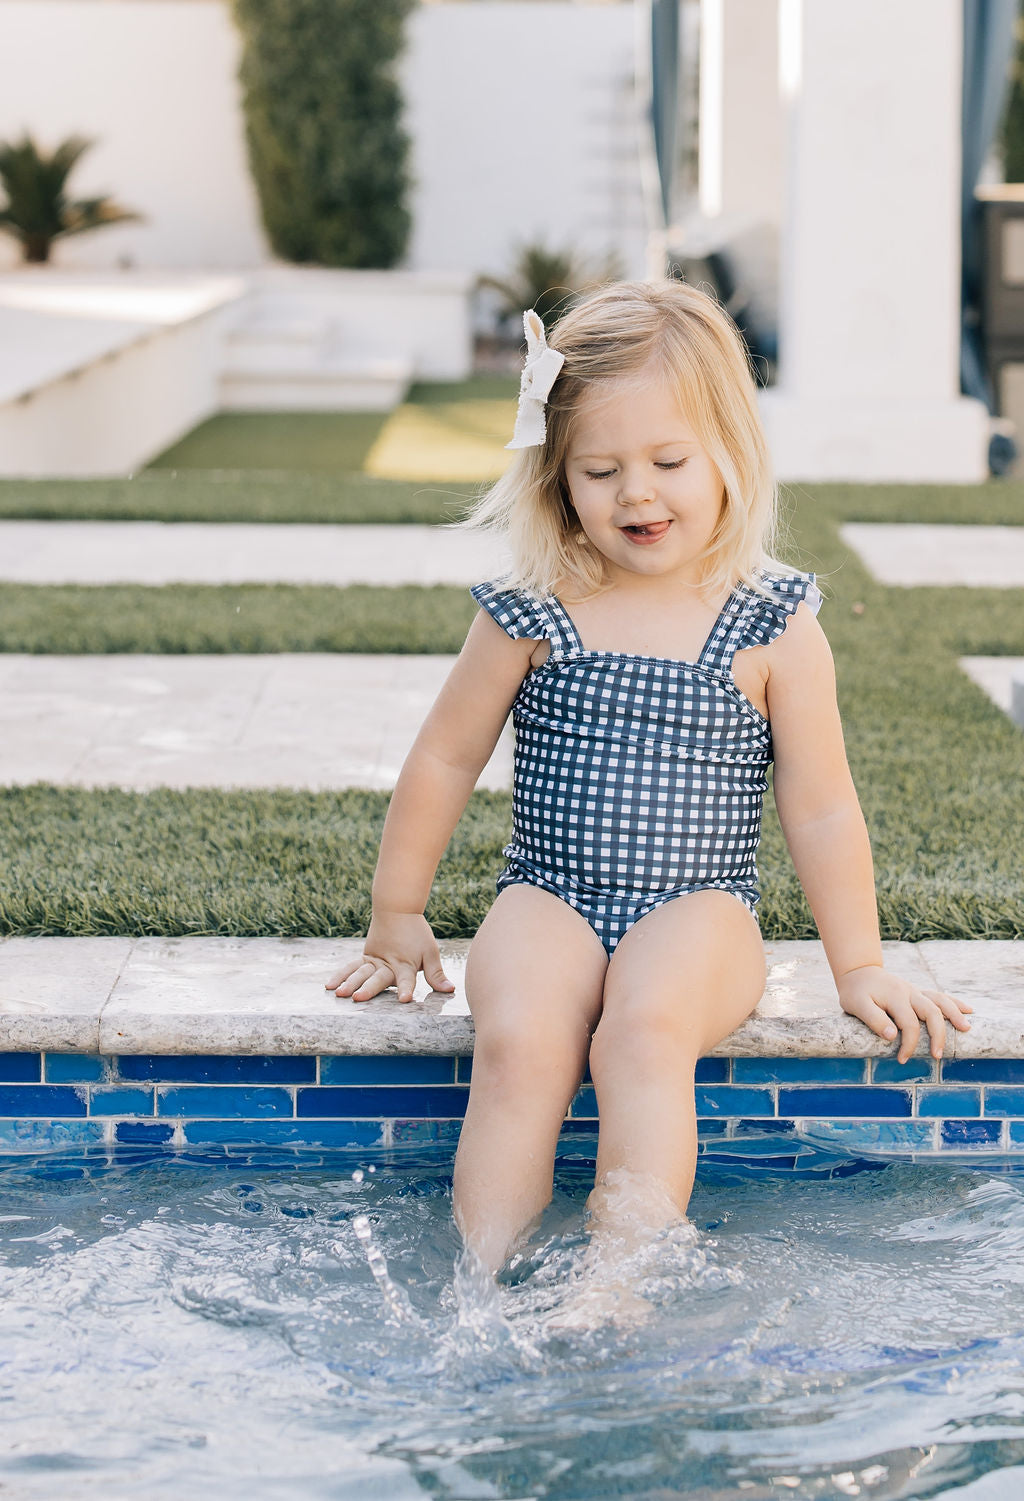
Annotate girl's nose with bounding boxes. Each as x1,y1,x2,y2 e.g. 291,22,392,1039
617,470,656,505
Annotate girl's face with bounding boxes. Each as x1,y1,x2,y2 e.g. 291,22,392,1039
563,373,726,590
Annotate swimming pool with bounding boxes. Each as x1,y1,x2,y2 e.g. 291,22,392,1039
3,1141,1024,1501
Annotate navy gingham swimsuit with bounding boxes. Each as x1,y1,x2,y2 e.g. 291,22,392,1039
470,569,821,957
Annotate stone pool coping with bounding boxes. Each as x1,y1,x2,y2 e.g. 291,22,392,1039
0,936,1021,1059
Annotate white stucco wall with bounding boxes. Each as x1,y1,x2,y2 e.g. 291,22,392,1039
0,0,648,281
759,0,989,480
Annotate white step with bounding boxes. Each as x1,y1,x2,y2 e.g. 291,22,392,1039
219,356,412,412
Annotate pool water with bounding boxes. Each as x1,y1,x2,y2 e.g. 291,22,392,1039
3,1146,1024,1500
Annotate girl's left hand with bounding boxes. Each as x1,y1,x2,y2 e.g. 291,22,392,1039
838,964,973,1064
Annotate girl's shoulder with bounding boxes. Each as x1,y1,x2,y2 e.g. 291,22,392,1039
733,567,822,651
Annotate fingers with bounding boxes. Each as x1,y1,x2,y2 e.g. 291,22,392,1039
325,960,367,991
844,984,973,1064
425,952,456,994
324,957,432,1003
331,959,392,1001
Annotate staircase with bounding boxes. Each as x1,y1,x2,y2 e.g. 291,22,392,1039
219,312,413,412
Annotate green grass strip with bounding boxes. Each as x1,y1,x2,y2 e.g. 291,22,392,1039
1,580,1021,658
0,474,480,524
1,474,1021,525
0,584,477,654
783,481,1024,526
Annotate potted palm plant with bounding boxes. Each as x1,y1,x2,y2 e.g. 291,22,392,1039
0,132,142,264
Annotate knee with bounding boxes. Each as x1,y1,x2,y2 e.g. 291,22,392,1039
472,1012,588,1099
589,993,701,1083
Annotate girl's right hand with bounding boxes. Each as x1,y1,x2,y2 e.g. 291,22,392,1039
325,912,456,1004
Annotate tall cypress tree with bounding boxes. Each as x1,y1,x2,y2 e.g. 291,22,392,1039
1001,12,1024,181
233,0,414,267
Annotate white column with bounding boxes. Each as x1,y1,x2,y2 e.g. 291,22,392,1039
759,0,990,482
699,0,782,224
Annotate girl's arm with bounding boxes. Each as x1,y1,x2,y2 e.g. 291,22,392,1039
765,604,972,1062
326,608,535,1004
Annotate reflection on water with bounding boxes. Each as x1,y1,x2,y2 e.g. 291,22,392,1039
2,1146,1024,1499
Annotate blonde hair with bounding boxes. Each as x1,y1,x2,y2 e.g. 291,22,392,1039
457,278,788,602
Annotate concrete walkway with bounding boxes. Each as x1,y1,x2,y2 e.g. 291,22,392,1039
841,523,1024,587
0,521,510,587
1,518,1020,590
0,654,512,791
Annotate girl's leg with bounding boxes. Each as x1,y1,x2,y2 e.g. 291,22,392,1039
453,883,608,1274
586,889,765,1245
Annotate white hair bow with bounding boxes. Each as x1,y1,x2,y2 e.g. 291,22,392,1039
505,308,565,449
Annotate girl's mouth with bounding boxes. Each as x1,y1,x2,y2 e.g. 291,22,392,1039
621,520,672,544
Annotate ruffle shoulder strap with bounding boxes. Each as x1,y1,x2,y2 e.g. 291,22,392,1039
470,579,550,642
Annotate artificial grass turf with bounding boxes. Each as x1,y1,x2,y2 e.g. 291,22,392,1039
0,583,477,654
145,376,520,473
0,474,477,524
0,475,1022,526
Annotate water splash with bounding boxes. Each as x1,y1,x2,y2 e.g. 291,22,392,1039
349,1213,421,1327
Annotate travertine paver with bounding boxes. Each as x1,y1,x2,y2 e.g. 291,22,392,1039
841,523,1024,587
0,654,512,791
0,521,509,586
0,935,1017,1058
960,656,1024,724
0,936,134,1051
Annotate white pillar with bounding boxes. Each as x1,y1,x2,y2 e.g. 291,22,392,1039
699,0,782,224
759,0,989,482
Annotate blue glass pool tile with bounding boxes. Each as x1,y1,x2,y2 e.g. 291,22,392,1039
1006,1122,1024,1148
778,1087,912,1118
296,1086,470,1119
872,1057,937,1083
118,1055,315,1084
694,1058,730,1083
0,1054,42,1083
0,1085,87,1117
456,1056,474,1083
796,1119,937,1152
979,1088,1024,1118
569,1088,598,1119
942,1060,1024,1084
696,1120,730,1136
320,1056,457,1085
0,1119,105,1151
391,1119,465,1146
916,1087,982,1118
702,1151,801,1171
734,1117,796,1135
696,1086,775,1117
941,1119,1003,1147
43,1054,106,1084
703,1133,808,1158
732,1058,866,1085
89,1087,155,1117
182,1119,388,1149
115,1121,174,1146
157,1086,294,1119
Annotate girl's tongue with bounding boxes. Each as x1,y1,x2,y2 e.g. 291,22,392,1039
623,520,672,542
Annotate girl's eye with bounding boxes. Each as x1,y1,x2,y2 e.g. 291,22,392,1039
583,460,685,481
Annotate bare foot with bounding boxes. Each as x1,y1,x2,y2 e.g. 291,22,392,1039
542,1276,654,1333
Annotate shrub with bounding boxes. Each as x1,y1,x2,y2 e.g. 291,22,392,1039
232,0,414,268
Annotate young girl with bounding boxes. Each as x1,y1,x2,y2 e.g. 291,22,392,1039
326,279,971,1283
